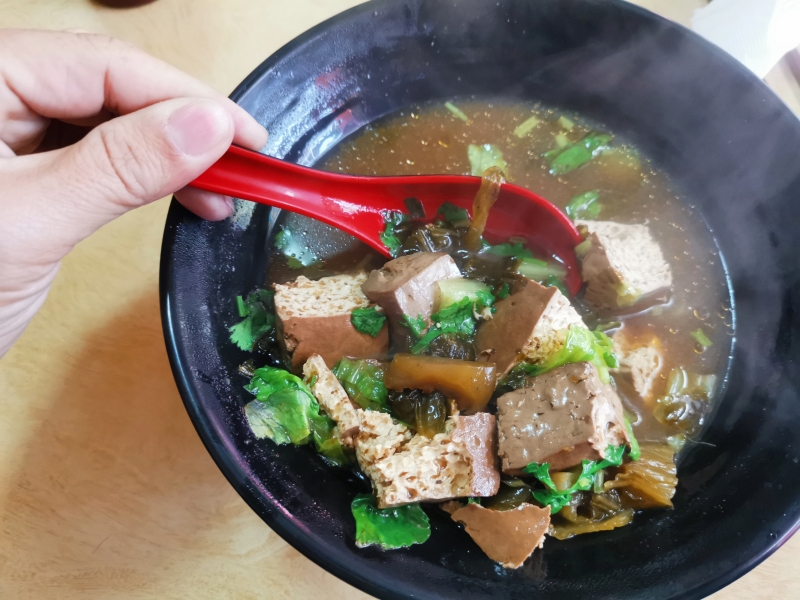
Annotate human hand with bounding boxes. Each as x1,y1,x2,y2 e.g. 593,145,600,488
0,29,268,356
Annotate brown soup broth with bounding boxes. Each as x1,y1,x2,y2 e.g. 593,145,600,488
276,100,734,444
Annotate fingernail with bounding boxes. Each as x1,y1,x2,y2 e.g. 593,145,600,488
167,100,232,156
224,196,235,213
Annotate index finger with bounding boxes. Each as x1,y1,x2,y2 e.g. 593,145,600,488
0,28,267,150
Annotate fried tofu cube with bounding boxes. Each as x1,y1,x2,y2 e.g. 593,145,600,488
496,362,629,473
576,220,672,310
303,354,360,446
611,331,664,401
355,412,501,508
475,278,585,377
274,273,388,370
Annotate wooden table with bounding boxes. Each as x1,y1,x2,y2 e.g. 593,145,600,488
1,1,798,598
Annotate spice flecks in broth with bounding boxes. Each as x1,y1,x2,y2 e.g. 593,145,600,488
321,101,732,442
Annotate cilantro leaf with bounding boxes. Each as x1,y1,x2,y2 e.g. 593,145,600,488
409,296,489,354
401,314,427,339
332,358,389,412
229,289,275,351
351,306,386,338
351,494,431,550
380,210,408,257
496,282,510,299
467,143,508,177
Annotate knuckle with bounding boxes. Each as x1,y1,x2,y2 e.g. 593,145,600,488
91,125,164,204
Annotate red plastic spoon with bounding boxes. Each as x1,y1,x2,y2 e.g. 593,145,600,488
189,145,584,293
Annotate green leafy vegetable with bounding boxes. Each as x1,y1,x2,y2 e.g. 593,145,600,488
506,327,618,385
515,257,567,283
229,289,275,351
351,494,431,550
274,228,319,269
485,241,534,259
437,201,470,225
546,132,612,175
467,143,507,177
690,328,713,347
513,115,541,138
437,278,494,310
566,190,602,220
409,294,493,354
624,418,641,461
496,282,510,300
351,307,386,338
244,366,347,466
524,445,626,513
444,101,469,122
332,358,389,412
380,210,408,257
401,313,427,338
544,275,570,297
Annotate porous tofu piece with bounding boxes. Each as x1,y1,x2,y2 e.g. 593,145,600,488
576,220,672,310
274,273,388,370
361,252,461,339
355,412,501,508
496,362,629,474
303,355,360,446
611,331,664,401
475,278,585,377
450,503,550,569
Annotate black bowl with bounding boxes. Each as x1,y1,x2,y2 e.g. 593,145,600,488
160,0,800,598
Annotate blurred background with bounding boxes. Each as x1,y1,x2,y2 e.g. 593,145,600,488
0,1,797,598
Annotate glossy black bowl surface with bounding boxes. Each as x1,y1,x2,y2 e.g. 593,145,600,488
160,1,800,598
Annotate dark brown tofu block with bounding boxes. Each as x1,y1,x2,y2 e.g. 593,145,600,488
452,412,501,497
496,362,628,474
475,278,584,378
274,274,388,371
361,252,460,340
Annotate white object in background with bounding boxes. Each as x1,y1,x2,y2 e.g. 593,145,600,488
692,0,800,79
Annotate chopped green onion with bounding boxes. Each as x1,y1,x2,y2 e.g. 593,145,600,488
565,190,602,220
513,115,541,138
690,328,713,347
554,132,570,148
624,418,641,461
558,116,575,130
444,101,469,122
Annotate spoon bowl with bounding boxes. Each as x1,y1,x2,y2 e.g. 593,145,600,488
190,145,584,293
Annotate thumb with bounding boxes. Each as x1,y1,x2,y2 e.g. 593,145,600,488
39,97,233,254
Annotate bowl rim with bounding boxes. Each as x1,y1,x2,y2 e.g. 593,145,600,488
160,1,800,598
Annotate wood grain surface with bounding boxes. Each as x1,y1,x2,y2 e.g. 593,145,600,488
1,1,798,598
